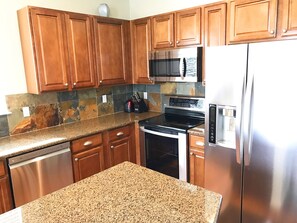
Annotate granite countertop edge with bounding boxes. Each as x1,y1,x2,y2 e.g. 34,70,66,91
0,111,161,159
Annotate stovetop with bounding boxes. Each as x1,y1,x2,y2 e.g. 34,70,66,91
140,96,205,132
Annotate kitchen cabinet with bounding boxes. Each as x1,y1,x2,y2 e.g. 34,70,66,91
93,17,132,85
189,135,205,187
18,7,97,94
228,0,278,43
152,8,201,49
0,161,13,214
131,18,153,84
105,125,136,168
71,133,104,182
65,12,96,89
279,0,297,38
204,3,227,46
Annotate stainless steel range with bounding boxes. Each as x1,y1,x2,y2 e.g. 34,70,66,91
139,95,205,181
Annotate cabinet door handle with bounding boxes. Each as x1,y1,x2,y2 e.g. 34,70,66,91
111,145,114,149
190,152,194,156
283,29,287,33
64,83,68,86
116,132,124,137
74,158,78,161
195,155,204,159
83,141,93,146
195,141,204,147
169,41,173,46
73,82,77,86
99,80,103,83
270,30,275,34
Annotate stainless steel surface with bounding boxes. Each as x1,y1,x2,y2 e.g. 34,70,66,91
8,142,73,207
205,40,297,223
139,126,188,181
205,44,248,223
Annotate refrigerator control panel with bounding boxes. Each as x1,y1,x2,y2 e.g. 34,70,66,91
209,104,216,144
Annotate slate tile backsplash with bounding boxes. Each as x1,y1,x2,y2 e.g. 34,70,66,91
2,83,205,138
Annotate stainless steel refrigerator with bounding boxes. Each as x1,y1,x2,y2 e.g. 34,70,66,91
204,40,297,223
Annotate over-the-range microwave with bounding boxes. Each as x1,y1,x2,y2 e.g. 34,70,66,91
149,47,202,82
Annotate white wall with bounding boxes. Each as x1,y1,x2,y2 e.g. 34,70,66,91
0,0,130,95
129,0,218,19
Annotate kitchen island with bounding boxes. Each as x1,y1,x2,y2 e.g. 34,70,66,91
0,162,222,223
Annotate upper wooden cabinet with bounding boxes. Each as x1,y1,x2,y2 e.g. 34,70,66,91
279,0,297,38
152,8,201,49
18,7,98,94
176,8,201,47
131,18,153,84
204,3,227,46
93,17,131,86
65,13,96,89
228,0,278,43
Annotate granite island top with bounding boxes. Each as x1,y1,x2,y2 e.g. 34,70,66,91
0,162,222,223
0,112,161,159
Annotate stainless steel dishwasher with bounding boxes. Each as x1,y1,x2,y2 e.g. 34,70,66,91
8,142,74,207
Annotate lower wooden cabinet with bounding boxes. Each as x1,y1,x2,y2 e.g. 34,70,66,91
189,134,205,187
105,125,136,168
71,133,105,182
0,161,13,214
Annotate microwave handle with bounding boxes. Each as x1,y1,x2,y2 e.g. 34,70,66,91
179,58,187,78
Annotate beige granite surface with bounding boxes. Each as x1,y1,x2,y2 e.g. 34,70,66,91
0,112,161,159
0,162,222,223
188,124,205,137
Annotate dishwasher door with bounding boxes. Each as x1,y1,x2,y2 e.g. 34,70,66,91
8,142,74,207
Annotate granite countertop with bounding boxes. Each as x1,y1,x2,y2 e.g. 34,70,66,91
0,112,161,159
188,124,205,136
0,162,222,223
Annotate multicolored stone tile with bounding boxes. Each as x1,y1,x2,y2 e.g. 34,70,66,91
78,98,98,121
98,95,114,116
31,92,58,106
177,83,196,96
195,82,205,97
33,104,60,129
133,84,147,92
5,94,35,110
7,107,35,135
147,93,162,112
77,89,97,100
147,84,160,93
113,94,127,112
160,83,177,94
0,115,9,137
57,91,78,102
59,100,80,123
96,86,112,97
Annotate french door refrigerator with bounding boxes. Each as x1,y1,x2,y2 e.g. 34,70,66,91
205,40,297,223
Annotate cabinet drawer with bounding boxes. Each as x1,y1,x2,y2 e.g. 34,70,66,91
189,135,205,149
71,133,102,153
0,161,5,177
108,125,130,141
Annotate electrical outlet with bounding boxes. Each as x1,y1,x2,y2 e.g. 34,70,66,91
22,107,30,117
102,95,107,103
143,92,148,99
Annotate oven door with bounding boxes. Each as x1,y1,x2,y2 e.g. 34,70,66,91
139,126,188,181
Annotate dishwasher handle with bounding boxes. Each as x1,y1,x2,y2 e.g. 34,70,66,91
9,148,71,170
8,142,70,166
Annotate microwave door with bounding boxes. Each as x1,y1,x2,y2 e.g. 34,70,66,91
149,51,170,80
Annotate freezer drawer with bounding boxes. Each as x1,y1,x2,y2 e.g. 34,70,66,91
8,142,74,207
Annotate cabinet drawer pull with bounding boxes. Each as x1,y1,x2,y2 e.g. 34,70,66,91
195,155,204,159
111,145,114,149
195,141,204,147
116,132,124,137
83,141,93,146
74,158,78,161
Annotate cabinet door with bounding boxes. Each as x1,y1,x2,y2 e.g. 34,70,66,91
280,0,297,37
0,177,13,214
65,13,96,89
229,0,278,43
189,149,205,187
204,3,227,46
109,137,131,166
93,17,128,85
176,8,201,47
132,18,152,84
152,13,174,49
30,8,69,92
72,146,104,182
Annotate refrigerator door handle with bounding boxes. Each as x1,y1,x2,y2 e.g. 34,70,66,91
235,75,246,164
243,73,254,166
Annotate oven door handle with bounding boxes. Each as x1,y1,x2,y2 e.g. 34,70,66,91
140,126,179,139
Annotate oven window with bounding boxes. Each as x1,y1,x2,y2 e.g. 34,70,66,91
144,132,179,179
